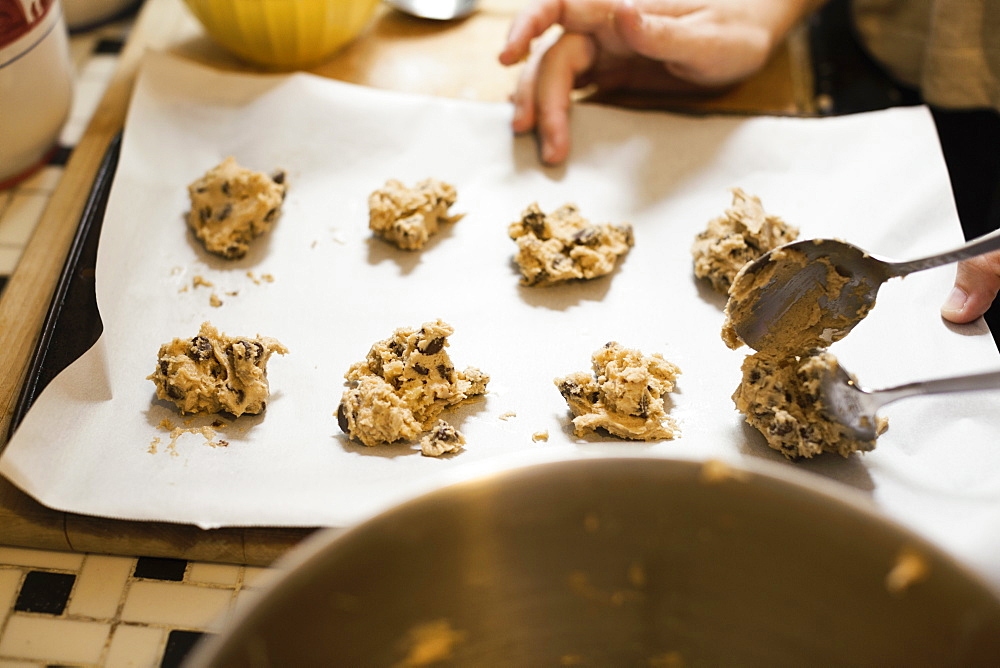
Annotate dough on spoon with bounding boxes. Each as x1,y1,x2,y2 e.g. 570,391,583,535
732,349,886,458
721,244,870,354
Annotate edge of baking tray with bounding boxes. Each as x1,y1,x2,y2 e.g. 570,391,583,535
9,132,121,434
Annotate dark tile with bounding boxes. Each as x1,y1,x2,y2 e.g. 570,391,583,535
48,145,73,167
134,557,187,581
161,630,210,668
94,37,125,54
0,275,7,295
14,571,75,615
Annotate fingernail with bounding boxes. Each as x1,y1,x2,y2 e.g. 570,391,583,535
942,286,968,315
541,142,556,164
618,0,639,21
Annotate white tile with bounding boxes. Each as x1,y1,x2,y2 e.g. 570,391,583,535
78,53,119,82
230,586,267,618
104,624,164,668
14,166,64,193
67,554,133,619
68,35,97,72
0,548,84,571
120,581,232,629
0,615,109,664
67,77,108,129
187,562,241,586
0,192,48,245
241,566,275,589
0,569,24,621
0,246,22,274
58,115,88,148
17,165,65,195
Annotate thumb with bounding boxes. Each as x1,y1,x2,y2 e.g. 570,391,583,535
941,252,1000,324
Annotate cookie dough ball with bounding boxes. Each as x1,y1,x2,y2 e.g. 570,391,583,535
733,350,885,459
368,178,462,250
420,420,466,457
691,188,798,294
337,320,489,447
148,321,288,416
337,376,424,446
187,157,287,259
509,203,634,286
555,342,681,441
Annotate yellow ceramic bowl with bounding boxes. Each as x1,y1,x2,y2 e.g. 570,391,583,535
183,0,380,69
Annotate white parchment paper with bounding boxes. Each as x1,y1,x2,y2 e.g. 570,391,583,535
4,52,1000,586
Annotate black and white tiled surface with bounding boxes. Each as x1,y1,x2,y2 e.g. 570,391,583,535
0,12,279,667
0,546,272,665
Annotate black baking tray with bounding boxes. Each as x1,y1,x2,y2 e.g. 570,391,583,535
9,133,121,434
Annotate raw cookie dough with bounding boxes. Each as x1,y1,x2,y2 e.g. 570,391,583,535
555,342,681,441
732,349,885,458
148,321,288,416
722,244,873,354
187,157,287,259
368,178,462,250
509,203,634,286
691,188,799,294
337,320,489,447
420,420,466,457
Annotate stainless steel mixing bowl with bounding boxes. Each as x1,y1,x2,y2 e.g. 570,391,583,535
189,456,1000,665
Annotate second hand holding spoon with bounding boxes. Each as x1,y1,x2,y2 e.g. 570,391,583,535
723,227,1000,353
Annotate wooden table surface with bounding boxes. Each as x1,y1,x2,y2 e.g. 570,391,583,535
0,0,816,565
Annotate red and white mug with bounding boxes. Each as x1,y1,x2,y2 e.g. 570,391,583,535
0,0,73,187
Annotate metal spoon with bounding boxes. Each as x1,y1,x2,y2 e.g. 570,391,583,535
726,227,1000,352
818,362,1000,442
384,0,478,20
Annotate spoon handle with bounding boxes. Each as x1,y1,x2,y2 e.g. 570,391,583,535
869,369,1000,410
888,227,1000,276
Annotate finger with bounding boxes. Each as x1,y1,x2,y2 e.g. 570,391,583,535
501,0,626,65
510,45,544,134
614,4,704,61
613,4,770,85
941,253,1000,324
500,0,564,65
509,27,567,134
533,32,597,164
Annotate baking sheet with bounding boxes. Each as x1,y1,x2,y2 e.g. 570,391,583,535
3,52,1000,586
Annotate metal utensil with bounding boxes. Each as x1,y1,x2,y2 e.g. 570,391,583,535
384,0,478,20
187,456,1000,666
727,228,1000,352
819,362,1000,441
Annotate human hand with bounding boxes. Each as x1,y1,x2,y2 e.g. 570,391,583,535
940,250,1000,324
499,0,821,165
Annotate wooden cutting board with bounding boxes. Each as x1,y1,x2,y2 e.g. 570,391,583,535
0,0,814,565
